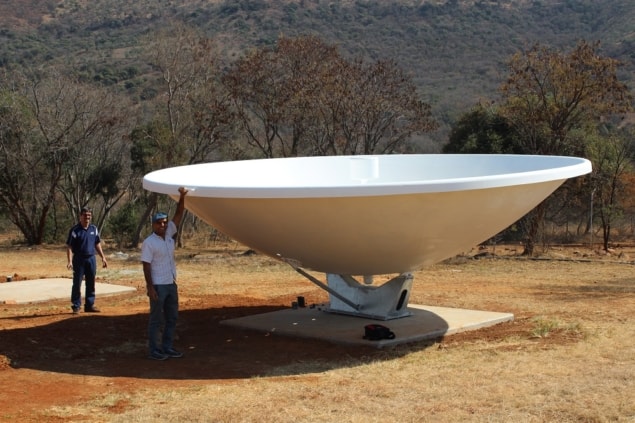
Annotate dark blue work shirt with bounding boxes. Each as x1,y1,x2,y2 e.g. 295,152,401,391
67,224,101,257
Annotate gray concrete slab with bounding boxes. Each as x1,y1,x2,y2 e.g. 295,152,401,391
221,304,514,348
0,278,136,304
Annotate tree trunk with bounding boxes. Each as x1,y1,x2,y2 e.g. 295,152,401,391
131,192,158,248
522,202,546,256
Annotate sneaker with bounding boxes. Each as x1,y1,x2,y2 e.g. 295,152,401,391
84,306,101,313
164,348,183,358
71,306,80,314
148,350,168,361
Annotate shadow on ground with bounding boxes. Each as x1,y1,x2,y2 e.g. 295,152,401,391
0,305,429,380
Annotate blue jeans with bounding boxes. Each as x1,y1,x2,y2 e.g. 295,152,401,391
148,283,179,353
71,255,96,309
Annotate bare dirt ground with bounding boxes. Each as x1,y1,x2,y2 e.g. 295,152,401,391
0,240,634,422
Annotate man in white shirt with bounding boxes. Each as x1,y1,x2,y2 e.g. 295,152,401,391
141,187,188,360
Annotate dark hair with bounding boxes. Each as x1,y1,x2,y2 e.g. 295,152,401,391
80,207,92,214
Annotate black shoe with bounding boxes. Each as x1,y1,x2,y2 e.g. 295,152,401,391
71,306,80,314
148,350,169,361
164,348,184,358
84,306,101,313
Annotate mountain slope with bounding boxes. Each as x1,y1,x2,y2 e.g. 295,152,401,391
1,0,633,135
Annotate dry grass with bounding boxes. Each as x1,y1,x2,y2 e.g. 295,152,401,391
1,242,634,422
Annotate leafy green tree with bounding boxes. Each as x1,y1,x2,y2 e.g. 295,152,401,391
108,200,141,249
128,120,171,246
443,103,520,154
499,40,633,255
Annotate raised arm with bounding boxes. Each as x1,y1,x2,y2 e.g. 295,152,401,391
172,187,188,228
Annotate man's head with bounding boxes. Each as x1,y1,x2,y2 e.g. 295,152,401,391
80,207,92,227
151,212,168,235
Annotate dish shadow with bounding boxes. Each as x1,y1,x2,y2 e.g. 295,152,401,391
0,305,435,380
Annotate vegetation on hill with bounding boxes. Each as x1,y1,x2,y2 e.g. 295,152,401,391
0,0,633,129
0,0,634,249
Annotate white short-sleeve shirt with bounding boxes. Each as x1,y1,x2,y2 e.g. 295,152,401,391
141,221,178,285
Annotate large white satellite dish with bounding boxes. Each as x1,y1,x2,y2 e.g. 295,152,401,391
143,154,591,320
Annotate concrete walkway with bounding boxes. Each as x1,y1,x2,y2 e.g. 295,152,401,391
222,303,514,348
0,278,136,304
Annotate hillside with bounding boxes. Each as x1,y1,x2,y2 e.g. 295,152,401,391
0,0,634,139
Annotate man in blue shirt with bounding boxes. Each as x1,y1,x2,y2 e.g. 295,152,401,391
66,207,108,314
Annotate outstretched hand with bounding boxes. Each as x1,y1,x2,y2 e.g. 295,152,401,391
172,187,188,227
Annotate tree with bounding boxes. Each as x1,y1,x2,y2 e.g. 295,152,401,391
55,78,135,233
223,35,342,158
224,35,437,158
0,68,132,244
128,120,171,247
587,126,634,250
0,73,58,245
131,25,234,246
144,23,231,165
313,57,438,155
499,40,633,255
443,103,521,154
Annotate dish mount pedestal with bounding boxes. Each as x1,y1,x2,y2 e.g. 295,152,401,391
289,261,413,320
325,273,413,320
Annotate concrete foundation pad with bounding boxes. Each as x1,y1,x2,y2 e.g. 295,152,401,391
0,278,136,304
222,304,514,348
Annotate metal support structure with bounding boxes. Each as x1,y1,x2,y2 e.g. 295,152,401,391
325,273,413,320
291,266,361,311
279,255,413,320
